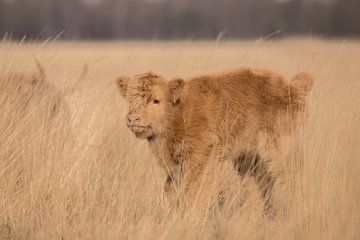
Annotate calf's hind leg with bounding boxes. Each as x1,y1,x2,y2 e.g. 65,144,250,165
234,152,275,214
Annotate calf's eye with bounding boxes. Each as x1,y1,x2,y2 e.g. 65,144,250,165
153,99,160,104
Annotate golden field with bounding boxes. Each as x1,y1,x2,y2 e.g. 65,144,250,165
0,39,359,240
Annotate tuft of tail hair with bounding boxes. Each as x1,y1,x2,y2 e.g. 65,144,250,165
288,72,314,126
290,72,314,96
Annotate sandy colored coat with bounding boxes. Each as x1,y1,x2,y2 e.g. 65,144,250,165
116,68,314,210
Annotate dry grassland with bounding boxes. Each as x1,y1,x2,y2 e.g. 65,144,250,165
0,38,359,240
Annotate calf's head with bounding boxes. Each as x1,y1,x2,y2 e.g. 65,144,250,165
116,72,184,139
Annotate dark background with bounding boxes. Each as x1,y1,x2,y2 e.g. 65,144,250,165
0,0,359,40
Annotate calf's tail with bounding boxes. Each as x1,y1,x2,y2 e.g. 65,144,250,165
290,72,314,97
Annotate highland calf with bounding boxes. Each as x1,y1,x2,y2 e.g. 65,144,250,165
115,68,313,212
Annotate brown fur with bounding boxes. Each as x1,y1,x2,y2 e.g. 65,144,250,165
115,67,314,211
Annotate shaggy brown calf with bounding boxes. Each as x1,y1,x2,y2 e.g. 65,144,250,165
115,68,313,212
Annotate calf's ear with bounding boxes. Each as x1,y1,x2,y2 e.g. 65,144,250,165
168,78,185,105
115,76,130,97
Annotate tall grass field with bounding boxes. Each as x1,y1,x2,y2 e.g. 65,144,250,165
0,39,359,239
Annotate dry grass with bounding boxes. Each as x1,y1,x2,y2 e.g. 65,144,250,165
0,38,359,240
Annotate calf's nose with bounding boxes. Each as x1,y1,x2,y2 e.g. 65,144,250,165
127,114,141,126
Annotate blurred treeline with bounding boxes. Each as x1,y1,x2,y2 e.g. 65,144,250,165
0,0,359,40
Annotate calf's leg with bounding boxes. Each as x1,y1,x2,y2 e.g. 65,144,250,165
234,152,275,214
